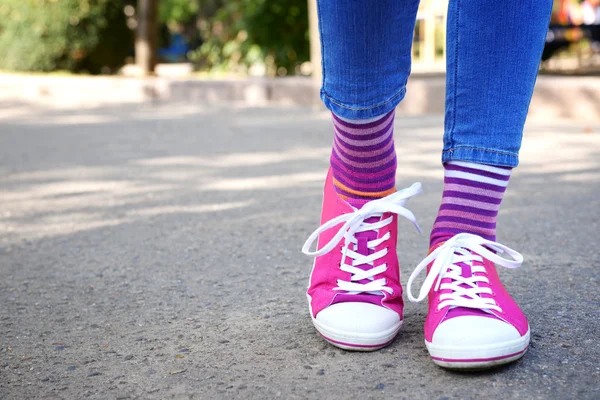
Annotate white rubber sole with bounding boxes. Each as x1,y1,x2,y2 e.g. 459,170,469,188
311,317,402,351
425,329,530,369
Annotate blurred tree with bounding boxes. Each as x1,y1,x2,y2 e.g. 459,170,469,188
0,0,310,76
136,0,158,74
160,0,199,24
0,0,132,73
191,0,309,76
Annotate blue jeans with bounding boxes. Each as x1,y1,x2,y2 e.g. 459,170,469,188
317,0,553,167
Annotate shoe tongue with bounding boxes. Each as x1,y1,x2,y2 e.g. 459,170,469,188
355,218,378,258
345,197,371,210
454,250,474,289
457,258,472,279
352,216,380,286
345,198,381,278
443,250,501,321
334,199,385,303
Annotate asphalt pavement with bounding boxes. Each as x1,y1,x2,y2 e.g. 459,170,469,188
0,100,598,399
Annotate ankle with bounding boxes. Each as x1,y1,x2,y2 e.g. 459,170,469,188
329,110,397,201
429,160,511,248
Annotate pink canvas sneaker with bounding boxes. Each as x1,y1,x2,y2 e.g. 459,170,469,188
407,233,530,369
302,169,422,351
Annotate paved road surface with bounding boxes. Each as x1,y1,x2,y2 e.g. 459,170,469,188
0,101,598,399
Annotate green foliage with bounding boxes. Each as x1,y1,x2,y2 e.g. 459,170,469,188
160,0,199,24
0,0,310,76
0,0,132,73
192,0,309,76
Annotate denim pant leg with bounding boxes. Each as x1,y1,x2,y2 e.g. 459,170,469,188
317,0,421,120
443,0,553,167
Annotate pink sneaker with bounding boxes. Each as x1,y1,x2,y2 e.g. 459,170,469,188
407,233,529,369
302,169,421,351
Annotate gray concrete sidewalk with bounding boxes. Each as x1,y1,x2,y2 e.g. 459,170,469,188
0,101,599,399
1,73,600,121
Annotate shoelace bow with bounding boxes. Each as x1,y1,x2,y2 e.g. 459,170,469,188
406,233,524,312
302,183,422,295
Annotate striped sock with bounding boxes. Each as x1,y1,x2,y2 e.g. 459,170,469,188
330,110,397,203
429,161,512,249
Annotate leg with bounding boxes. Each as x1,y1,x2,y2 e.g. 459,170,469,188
413,0,553,369
318,0,419,120
443,0,553,168
432,0,553,248
317,0,420,203
302,0,422,351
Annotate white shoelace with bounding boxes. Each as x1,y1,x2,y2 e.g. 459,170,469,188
406,233,523,312
302,183,422,295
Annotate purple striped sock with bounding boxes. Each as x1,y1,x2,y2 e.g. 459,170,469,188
330,110,397,202
430,161,512,249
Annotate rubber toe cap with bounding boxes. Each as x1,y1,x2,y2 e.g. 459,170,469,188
315,302,400,334
432,315,521,346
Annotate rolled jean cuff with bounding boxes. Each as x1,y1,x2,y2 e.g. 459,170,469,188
442,146,519,168
319,87,406,120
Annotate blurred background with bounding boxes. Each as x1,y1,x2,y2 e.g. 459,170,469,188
0,0,599,78
1,2,599,399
